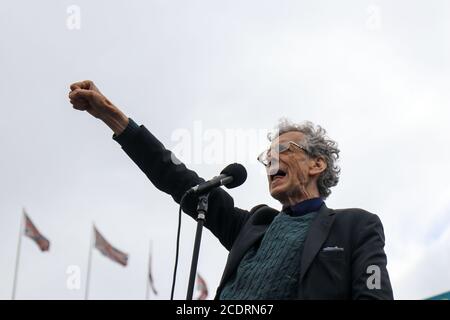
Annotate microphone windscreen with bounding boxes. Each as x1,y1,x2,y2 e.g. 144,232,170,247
220,163,247,189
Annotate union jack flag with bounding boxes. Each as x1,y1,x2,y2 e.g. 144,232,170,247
24,211,50,252
196,273,208,300
93,226,128,266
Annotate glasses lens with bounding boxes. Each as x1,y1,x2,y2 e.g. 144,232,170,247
270,142,289,155
258,142,293,166
278,143,290,153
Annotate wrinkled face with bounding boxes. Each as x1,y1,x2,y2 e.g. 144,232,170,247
266,131,313,203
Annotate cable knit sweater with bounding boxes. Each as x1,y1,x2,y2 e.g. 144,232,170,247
220,211,317,300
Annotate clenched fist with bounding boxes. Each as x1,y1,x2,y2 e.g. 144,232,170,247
69,80,115,118
69,80,129,134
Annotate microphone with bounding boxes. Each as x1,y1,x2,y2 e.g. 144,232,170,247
186,163,247,196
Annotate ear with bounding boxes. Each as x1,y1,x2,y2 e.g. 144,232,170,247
309,156,327,176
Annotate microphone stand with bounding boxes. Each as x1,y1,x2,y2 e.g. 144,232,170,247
186,193,209,300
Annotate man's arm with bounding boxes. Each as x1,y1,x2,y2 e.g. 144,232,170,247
68,80,250,250
113,120,251,249
351,213,394,299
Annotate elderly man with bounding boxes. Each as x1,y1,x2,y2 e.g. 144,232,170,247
69,80,393,300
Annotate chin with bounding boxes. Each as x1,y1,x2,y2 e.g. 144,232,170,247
270,187,287,202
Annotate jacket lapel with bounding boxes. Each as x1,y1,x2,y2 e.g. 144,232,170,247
299,204,336,284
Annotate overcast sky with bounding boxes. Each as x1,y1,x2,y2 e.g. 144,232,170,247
1,0,450,300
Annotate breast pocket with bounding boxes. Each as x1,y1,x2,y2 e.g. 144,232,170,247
312,249,347,299
318,249,345,260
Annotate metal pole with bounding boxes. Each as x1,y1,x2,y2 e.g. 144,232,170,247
186,219,205,300
145,240,152,300
11,209,25,300
186,194,208,300
84,225,94,300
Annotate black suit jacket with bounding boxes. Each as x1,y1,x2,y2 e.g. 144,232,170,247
114,121,394,300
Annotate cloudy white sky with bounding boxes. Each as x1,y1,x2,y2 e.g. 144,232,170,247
1,0,449,300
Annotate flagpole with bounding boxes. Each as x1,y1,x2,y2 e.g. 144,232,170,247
11,209,25,300
145,240,152,300
85,225,94,300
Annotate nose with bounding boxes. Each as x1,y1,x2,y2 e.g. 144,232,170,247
267,158,280,176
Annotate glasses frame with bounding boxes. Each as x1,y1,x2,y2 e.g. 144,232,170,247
257,141,308,167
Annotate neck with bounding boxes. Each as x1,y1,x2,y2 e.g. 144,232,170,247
280,184,320,207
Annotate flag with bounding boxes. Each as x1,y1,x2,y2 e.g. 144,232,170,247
93,226,128,266
148,253,158,295
24,211,50,251
196,273,208,300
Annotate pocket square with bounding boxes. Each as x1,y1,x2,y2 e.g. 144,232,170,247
322,246,344,252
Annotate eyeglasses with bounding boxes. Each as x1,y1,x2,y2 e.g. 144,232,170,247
257,141,308,167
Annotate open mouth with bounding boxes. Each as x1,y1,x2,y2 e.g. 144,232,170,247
270,169,287,183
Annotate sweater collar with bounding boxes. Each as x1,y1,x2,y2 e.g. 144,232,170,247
284,197,324,217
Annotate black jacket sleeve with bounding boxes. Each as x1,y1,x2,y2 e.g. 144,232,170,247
113,119,251,250
351,213,394,299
